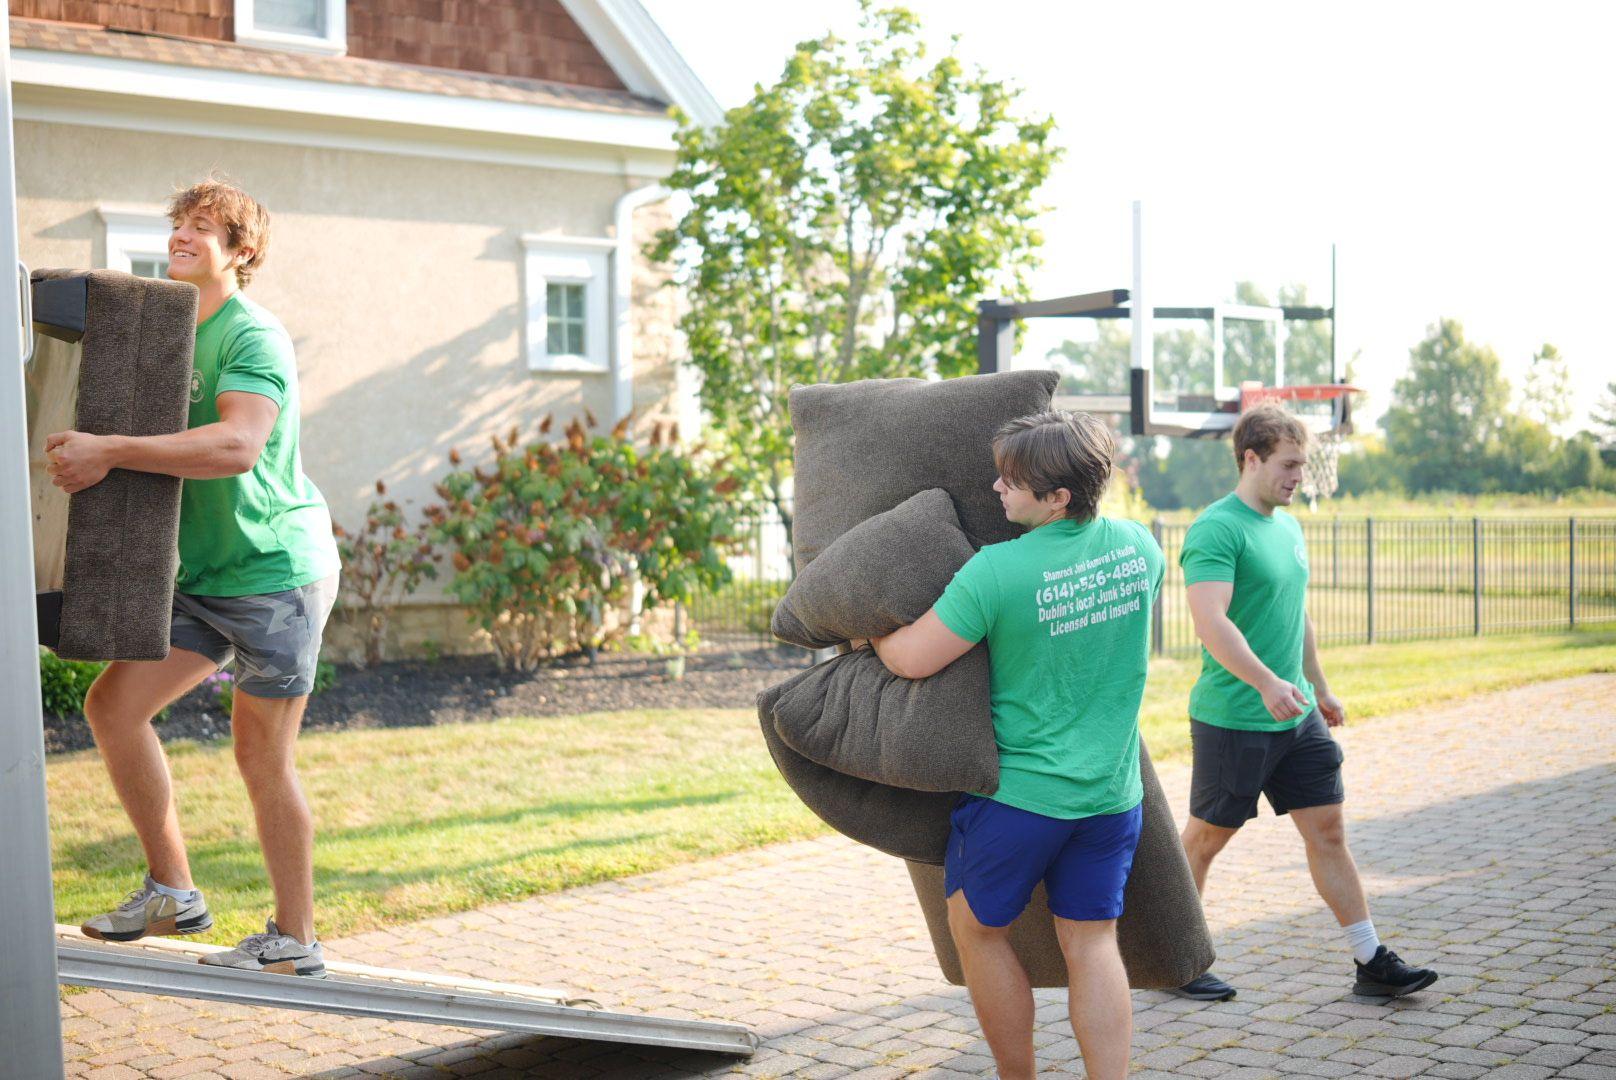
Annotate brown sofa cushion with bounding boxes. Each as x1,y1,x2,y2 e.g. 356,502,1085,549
757,680,958,864
788,370,1058,574
771,487,974,650
28,269,197,661
768,644,996,794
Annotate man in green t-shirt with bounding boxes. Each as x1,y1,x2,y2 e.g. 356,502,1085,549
1172,405,1436,1002
45,178,339,978
865,412,1163,1080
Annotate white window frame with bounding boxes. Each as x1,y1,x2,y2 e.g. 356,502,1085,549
97,205,171,277
521,235,614,374
234,0,347,57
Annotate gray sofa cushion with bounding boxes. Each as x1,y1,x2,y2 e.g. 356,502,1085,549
772,487,974,650
30,269,197,662
789,370,1058,574
906,740,1216,989
769,644,996,794
757,680,958,864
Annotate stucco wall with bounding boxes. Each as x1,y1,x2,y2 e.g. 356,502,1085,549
14,119,683,548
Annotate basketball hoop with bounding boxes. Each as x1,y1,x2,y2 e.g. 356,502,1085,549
1239,383,1361,506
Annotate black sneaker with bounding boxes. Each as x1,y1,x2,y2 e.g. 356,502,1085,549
1171,972,1237,1001
1353,946,1438,998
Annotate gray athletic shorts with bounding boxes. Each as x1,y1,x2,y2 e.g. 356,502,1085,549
1188,709,1345,829
170,574,339,699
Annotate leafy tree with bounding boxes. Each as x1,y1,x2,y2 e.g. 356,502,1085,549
652,3,1059,551
1522,343,1572,430
1381,319,1511,493
1335,434,1405,497
1487,413,1558,493
1555,432,1609,491
1592,380,1616,445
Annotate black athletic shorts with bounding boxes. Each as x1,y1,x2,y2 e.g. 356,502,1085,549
1188,709,1344,829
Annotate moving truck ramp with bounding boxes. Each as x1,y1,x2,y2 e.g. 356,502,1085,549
56,926,760,1057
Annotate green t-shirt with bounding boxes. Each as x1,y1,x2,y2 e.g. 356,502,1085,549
1179,492,1316,731
933,516,1163,820
175,293,339,597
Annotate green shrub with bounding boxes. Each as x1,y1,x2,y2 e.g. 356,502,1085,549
427,415,750,669
312,659,338,695
332,480,440,667
39,650,106,717
201,670,234,713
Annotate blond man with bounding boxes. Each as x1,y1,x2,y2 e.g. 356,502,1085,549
47,178,338,977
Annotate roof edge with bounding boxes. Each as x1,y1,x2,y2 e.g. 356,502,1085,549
557,0,723,128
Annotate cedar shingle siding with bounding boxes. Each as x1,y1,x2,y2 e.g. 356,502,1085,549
9,1,233,40
350,0,624,89
7,0,627,89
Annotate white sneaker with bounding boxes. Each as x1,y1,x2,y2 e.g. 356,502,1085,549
198,918,327,978
81,876,212,942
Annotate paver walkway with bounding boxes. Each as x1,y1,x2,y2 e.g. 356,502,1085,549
62,675,1616,1079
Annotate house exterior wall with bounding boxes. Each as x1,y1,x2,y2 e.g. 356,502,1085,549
15,118,686,653
7,1,626,87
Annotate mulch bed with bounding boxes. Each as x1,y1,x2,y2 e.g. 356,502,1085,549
42,646,811,755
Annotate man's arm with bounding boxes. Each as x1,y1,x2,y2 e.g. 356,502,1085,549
1186,581,1310,723
1303,614,1346,727
45,391,279,493
867,609,976,680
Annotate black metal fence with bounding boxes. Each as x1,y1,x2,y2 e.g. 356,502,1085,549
688,515,1616,657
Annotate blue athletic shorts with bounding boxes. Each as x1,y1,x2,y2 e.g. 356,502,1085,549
944,795,1143,927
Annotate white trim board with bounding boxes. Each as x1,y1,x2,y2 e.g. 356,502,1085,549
13,87,675,178
10,48,681,155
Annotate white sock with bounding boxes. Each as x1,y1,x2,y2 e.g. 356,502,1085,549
148,875,199,902
1344,918,1380,964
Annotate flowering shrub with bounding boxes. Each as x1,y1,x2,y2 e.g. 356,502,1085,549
427,413,748,670
332,480,440,667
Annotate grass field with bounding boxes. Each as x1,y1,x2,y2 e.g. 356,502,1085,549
47,629,1616,944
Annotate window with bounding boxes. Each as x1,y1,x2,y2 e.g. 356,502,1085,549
98,207,172,280
234,0,346,55
129,256,170,280
546,282,588,357
522,236,613,374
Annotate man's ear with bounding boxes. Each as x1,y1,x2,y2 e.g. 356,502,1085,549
1051,487,1073,511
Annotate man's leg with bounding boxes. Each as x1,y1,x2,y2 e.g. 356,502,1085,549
1288,803,1369,925
231,689,316,944
83,650,219,889
1054,917,1131,1080
1180,815,1240,896
947,891,1036,1080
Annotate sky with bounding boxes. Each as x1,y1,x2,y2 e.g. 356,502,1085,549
641,0,1614,435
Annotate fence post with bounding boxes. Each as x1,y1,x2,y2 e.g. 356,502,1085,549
1365,516,1375,644
1569,516,1577,629
1472,517,1483,636
1332,516,1340,588
1150,518,1165,656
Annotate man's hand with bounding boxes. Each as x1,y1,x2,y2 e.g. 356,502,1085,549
44,430,116,494
1317,689,1346,727
1260,675,1311,723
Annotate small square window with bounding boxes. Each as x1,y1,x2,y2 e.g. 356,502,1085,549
129,256,170,280
234,0,345,55
522,237,611,374
254,0,323,34
547,282,588,358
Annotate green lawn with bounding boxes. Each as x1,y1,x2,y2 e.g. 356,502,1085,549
48,629,1616,944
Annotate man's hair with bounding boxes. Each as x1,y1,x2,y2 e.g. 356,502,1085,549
992,410,1115,522
166,175,270,287
1231,404,1310,472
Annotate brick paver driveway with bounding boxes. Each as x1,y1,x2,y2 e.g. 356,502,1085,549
62,675,1616,1079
